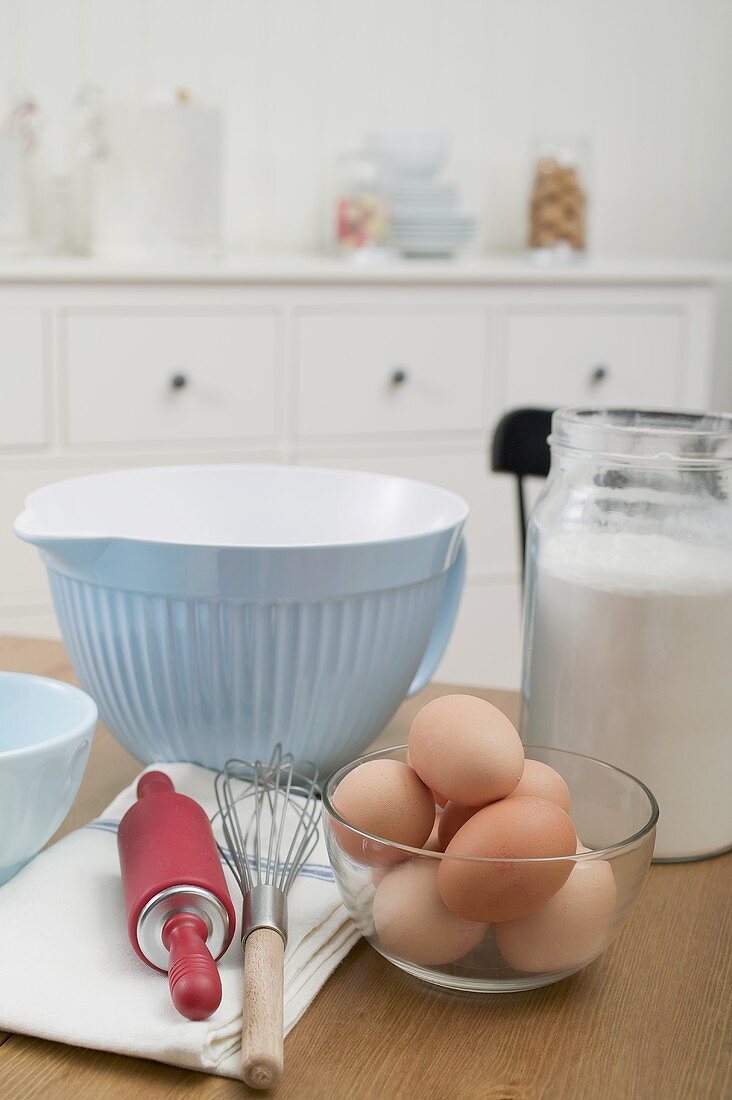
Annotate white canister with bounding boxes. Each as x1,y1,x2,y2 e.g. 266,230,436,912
0,132,31,255
91,102,222,260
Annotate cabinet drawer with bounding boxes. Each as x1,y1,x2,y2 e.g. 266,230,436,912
505,310,682,409
65,311,278,444
296,312,487,437
0,311,46,447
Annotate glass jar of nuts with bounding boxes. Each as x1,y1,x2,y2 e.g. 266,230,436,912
528,139,588,260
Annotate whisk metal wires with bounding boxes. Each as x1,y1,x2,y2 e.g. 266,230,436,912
214,745,321,945
212,746,321,1090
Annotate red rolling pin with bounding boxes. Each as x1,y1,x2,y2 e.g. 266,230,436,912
118,771,236,1020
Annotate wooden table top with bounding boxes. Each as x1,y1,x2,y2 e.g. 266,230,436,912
0,636,729,1100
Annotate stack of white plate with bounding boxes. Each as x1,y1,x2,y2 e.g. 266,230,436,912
367,133,476,258
390,192,476,257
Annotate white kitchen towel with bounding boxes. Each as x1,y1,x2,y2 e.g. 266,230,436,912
0,762,359,1078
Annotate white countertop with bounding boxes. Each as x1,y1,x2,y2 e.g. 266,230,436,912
0,254,729,285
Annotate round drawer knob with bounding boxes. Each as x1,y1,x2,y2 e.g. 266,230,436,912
171,372,188,390
390,367,408,386
590,364,608,383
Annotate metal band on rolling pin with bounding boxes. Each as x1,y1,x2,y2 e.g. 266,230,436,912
242,885,288,947
137,885,231,970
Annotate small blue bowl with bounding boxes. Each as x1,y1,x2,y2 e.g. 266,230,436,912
0,672,97,885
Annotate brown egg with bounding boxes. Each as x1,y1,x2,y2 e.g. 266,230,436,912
409,694,524,806
332,759,434,865
437,796,577,923
423,813,443,852
437,801,478,849
495,858,617,973
507,759,571,813
373,858,488,966
371,865,389,886
407,748,447,807
438,762,571,849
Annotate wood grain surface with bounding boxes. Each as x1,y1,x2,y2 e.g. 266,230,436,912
0,636,729,1100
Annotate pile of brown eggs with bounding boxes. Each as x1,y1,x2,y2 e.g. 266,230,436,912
332,694,617,973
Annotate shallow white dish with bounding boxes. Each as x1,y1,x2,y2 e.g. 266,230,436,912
392,216,476,230
392,228,475,241
395,242,472,257
392,232,474,247
390,183,457,202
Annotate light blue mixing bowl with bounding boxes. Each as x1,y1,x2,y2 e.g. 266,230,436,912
16,465,467,774
0,672,97,885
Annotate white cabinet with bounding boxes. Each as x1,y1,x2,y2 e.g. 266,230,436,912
296,311,487,437
0,258,720,689
64,310,278,445
0,311,46,447
437,579,523,688
505,309,683,409
0,467,60,606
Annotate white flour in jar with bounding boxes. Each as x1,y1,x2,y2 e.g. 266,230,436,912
522,530,732,859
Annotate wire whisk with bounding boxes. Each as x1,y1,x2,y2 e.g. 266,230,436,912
212,746,321,1090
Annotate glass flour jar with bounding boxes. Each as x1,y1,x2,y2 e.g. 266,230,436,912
521,408,732,861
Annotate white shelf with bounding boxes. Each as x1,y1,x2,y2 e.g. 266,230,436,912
0,254,729,286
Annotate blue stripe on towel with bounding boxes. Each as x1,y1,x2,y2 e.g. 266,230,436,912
87,818,336,883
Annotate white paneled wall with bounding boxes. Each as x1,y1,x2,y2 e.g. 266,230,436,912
0,0,730,259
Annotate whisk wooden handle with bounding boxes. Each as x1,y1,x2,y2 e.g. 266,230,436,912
241,928,284,1090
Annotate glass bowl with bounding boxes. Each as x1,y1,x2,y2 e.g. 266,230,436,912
323,744,657,992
